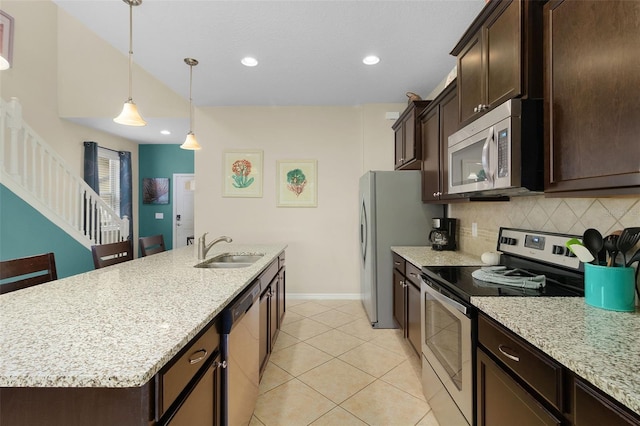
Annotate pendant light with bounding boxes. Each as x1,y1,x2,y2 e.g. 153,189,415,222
180,58,202,150
114,0,147,126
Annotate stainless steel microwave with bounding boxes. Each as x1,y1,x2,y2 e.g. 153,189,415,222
447,99,543,196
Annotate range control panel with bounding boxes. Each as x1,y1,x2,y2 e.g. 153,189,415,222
497,228,582,271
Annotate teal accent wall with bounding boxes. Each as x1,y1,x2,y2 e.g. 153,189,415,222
0,184,94,278
138,144,194,251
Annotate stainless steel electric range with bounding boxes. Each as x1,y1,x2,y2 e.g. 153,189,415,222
420,228,585,425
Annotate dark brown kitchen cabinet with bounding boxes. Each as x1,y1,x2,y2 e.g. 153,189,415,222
451,0,544,126
572,375,640,426
393,101,431,170
420,81,468,203
477,348,563,426
259,253,286,378
391,252,421,357
543,0,640,196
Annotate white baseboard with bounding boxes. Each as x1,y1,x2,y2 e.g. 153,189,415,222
286,293,361,300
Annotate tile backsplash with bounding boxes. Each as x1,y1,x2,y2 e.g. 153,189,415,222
449,195,640,257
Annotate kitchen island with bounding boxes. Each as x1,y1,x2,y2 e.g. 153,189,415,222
0,243,286,424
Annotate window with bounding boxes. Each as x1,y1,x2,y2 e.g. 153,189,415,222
98,147,120,217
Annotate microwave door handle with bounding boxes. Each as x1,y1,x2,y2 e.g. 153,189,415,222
481,127,494,183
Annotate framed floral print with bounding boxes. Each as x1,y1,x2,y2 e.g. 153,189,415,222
276,159,317,207
223,150,263,197
142,178,169,204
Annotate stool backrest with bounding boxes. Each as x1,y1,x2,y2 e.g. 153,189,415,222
0,253,58,294
91,240,133,269
139,234,166,257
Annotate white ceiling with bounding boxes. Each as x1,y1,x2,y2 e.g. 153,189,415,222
53,0,485,144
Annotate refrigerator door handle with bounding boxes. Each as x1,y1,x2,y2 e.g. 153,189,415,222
360,200,368,263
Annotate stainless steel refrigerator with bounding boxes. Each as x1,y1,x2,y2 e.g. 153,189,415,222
359,170,440,328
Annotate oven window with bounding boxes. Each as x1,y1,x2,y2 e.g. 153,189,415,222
424,295,463,390
450,137,487,188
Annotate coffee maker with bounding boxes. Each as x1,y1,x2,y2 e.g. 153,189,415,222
429,218,457,251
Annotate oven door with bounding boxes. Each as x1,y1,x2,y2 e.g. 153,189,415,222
421,276,473,425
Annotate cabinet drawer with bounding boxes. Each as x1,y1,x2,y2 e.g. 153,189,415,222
478,314,563,411
158,321,220,419
405,262,422,286
259,259,279,293
392,253,406,275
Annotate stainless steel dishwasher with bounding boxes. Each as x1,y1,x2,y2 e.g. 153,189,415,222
221,280,261,426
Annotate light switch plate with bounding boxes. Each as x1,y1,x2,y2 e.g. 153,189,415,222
472,222,478,237
155,212,164,219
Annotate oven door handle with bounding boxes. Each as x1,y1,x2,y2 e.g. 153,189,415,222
422,279,469,316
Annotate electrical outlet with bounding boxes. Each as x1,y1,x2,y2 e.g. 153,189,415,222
472,222,478,237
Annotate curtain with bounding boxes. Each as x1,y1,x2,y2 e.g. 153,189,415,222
119,151,133,240
83,141,99,192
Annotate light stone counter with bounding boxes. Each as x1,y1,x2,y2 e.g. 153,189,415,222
0,244,285,388
473,297,640,416
391,246,483,268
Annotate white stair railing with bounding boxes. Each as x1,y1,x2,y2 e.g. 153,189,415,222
0,97,129,250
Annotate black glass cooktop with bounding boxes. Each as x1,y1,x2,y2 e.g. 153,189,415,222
422,264,584,303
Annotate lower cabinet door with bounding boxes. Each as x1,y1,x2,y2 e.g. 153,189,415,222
477,349,562,426
406,280,421,356
393,269,406,332
259,290,269,375
167,356,219,426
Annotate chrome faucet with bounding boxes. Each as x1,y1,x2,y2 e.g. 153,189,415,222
198,233,233,260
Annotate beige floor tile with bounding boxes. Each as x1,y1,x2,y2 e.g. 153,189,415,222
336,318,384,341
310,309,358,328
415,410,440,426
286,299,309,307
314,299,356,309
338,342,406,377
309,406,368,426
334,302,368,318
271,330,300,353
280,317,331,341
341,380,431,426
253,379,335,426
288,301,334,317
250,415,266,426
369,329,415,357
259,362,294,395
305,329,366,357
269,341,333,376
298,358,376,404
281,311,304,325
380,359,426,401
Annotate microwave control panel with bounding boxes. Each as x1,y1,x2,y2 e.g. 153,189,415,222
497,128,509,178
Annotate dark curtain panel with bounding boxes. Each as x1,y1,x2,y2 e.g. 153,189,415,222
119,151,133,240
83,141,99,192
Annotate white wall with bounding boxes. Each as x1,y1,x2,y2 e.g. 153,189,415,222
194,104,402,296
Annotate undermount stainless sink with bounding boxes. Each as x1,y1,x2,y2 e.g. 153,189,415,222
194,253,264,269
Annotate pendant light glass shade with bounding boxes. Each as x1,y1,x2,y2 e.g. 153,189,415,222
180,58,202,150
114,0,146,126
0,56,9,71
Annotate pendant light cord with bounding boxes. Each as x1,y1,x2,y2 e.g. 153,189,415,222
189,64,194,132
127,1,134,102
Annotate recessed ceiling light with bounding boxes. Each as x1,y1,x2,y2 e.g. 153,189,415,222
363,55,380,65
241,57,258,67
160,130,171,135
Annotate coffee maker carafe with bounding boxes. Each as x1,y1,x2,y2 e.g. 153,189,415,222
429,218,457,251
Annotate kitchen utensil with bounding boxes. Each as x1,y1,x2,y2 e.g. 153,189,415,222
626,248,640,268
603,234,620,267
616,227,640,266
565,238,582,248
567,243,595,264
582,228,603,264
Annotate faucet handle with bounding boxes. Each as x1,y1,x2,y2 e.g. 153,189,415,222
199,232,208,243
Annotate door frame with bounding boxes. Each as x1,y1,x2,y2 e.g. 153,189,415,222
172,173,195,249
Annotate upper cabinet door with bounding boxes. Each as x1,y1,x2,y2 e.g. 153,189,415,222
543,0,640,195
458,33,485,125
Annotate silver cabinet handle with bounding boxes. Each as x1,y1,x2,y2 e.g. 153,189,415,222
394,261,402,266
188,349,208,365
215,360,227,369
498,344,520,362
409,272,418,278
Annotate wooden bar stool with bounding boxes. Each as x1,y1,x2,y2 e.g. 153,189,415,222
0,253,58,294
91,240,133,269
139,234,166,257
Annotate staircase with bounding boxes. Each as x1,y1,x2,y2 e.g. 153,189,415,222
0,97,129,250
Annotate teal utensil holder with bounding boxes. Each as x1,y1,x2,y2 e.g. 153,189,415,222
584,263,635,312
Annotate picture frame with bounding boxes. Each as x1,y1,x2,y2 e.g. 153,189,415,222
276,159,317,207
142,178,170,204
222,150,263,198
0,11,14,69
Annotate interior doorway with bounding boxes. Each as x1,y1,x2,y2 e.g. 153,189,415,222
173,174,195,249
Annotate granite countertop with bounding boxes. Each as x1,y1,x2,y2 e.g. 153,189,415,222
473,297,640,416
391,246,483,268
0,244,286,388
